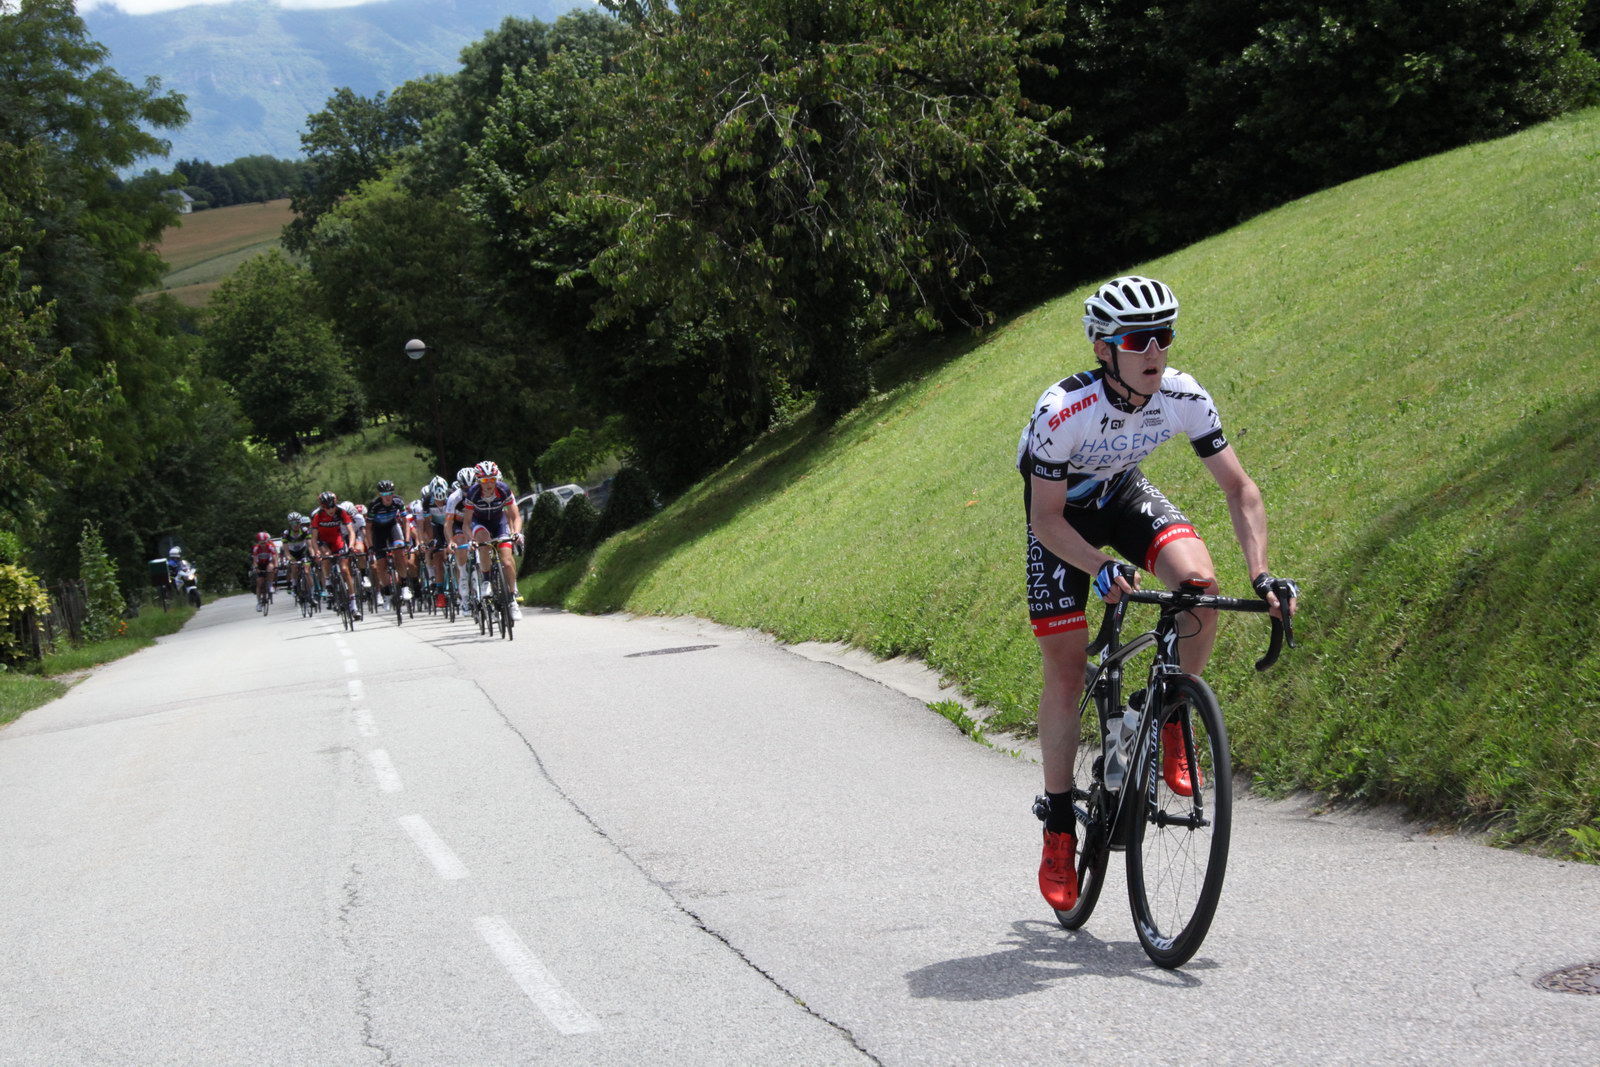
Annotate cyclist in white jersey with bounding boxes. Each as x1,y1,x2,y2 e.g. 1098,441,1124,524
1018,276,1298,913
444,467,476,605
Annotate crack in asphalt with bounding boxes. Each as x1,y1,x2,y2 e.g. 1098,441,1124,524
467,678,884,1067
337,860,399,1067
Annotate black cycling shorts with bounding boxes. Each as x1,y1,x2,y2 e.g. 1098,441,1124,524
1022,469,1202,637
371,519,408,551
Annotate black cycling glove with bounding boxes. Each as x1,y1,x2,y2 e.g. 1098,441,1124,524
1252,572,1300,602
1094,560,1137,600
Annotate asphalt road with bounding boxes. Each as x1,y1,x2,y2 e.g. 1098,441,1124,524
2,595,1597,1065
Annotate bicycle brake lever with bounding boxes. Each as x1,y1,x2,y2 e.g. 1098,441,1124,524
1274,579,1296,649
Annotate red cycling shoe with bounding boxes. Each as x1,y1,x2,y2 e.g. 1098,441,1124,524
1162,721,1201,797
1038,829,1079,910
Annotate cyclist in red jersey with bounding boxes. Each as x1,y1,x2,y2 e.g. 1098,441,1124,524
309,490,362,619
249,532,277,610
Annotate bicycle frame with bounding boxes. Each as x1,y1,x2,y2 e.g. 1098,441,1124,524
1081,589,1285,836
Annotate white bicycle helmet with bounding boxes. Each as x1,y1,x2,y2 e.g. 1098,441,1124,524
1082,276,1179,341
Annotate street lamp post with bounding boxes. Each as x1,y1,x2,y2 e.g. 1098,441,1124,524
403,338,447,468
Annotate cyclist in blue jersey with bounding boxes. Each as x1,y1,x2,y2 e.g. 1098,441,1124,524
1018,276,1298,912
366,480,413,610
446,460,525,621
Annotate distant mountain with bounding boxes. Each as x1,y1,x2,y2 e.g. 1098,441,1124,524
84,0,589,165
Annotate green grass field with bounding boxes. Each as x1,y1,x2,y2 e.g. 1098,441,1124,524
290,423,438,509
152,200,295,307
524,107,1600,852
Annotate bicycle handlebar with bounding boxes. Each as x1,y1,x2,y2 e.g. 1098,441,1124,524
1086,585,1295,672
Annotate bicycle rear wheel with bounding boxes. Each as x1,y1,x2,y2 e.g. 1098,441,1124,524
1125,674,1232,968
1052,700,1115,930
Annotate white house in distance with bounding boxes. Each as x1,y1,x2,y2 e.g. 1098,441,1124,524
162,188,195,214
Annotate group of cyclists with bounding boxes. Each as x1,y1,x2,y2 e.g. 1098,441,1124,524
250,460,525,626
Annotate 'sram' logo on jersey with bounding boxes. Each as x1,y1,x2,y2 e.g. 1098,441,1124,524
1047,392,1099,431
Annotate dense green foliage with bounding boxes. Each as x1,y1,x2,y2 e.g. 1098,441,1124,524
1,0,301,607
170,155,309,210
1028,0,1600,268
257,0,1598,499
203,251,363,453
77,520,124,641
522,109,1600,851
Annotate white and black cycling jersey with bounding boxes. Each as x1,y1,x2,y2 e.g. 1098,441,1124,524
1017,367,1229,508
444,487,469,522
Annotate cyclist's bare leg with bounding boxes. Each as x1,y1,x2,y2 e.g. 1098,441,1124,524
1152,538,1219,677
1037,628,1089,794
471,532,494,586
389,547,408,593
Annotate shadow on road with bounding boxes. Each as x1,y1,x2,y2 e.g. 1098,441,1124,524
905,919,1214,1000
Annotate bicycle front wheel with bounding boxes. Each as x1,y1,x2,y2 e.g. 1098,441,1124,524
1125,674,1231,969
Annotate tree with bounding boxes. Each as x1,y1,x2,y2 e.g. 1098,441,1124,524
77,519,124,640
1027,0,1600,269
285,85,438,252
203,251,361,453
301,175,565,480
540,0,1076,421
0,143,76,528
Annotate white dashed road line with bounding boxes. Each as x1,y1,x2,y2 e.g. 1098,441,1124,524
474,916,602,1035
366,749,403,793
397,814,470,880
353,707,378,738
348,680,365,702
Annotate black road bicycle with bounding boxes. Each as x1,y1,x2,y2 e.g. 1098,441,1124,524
323,553,358,632
1044,574,1294,969
484,540,516,641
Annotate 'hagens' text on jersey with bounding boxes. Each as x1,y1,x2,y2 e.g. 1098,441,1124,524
1017,367,1229,508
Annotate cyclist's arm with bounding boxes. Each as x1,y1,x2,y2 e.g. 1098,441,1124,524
1199,445,1293,615
1027,474,1135,601
506,494,522,536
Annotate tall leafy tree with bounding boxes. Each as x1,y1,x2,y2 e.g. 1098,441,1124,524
0,143,73,528
285,83,440,253
203,251,361,454
301,177,564,483
534,0,1076,423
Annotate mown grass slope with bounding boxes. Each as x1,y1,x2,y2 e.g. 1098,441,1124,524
525,108,1600,851
289,423,437,510
153,200,294,307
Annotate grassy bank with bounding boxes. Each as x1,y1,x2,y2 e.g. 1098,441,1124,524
0,603,197,728
290,423,436,507
524,108,1600,852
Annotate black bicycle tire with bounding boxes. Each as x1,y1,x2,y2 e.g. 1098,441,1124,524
1125,675,1232,969
1053,694,1116,930
1052,784,1112,930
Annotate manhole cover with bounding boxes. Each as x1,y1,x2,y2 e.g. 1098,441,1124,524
624,644,719,658
1535,963,1600,995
